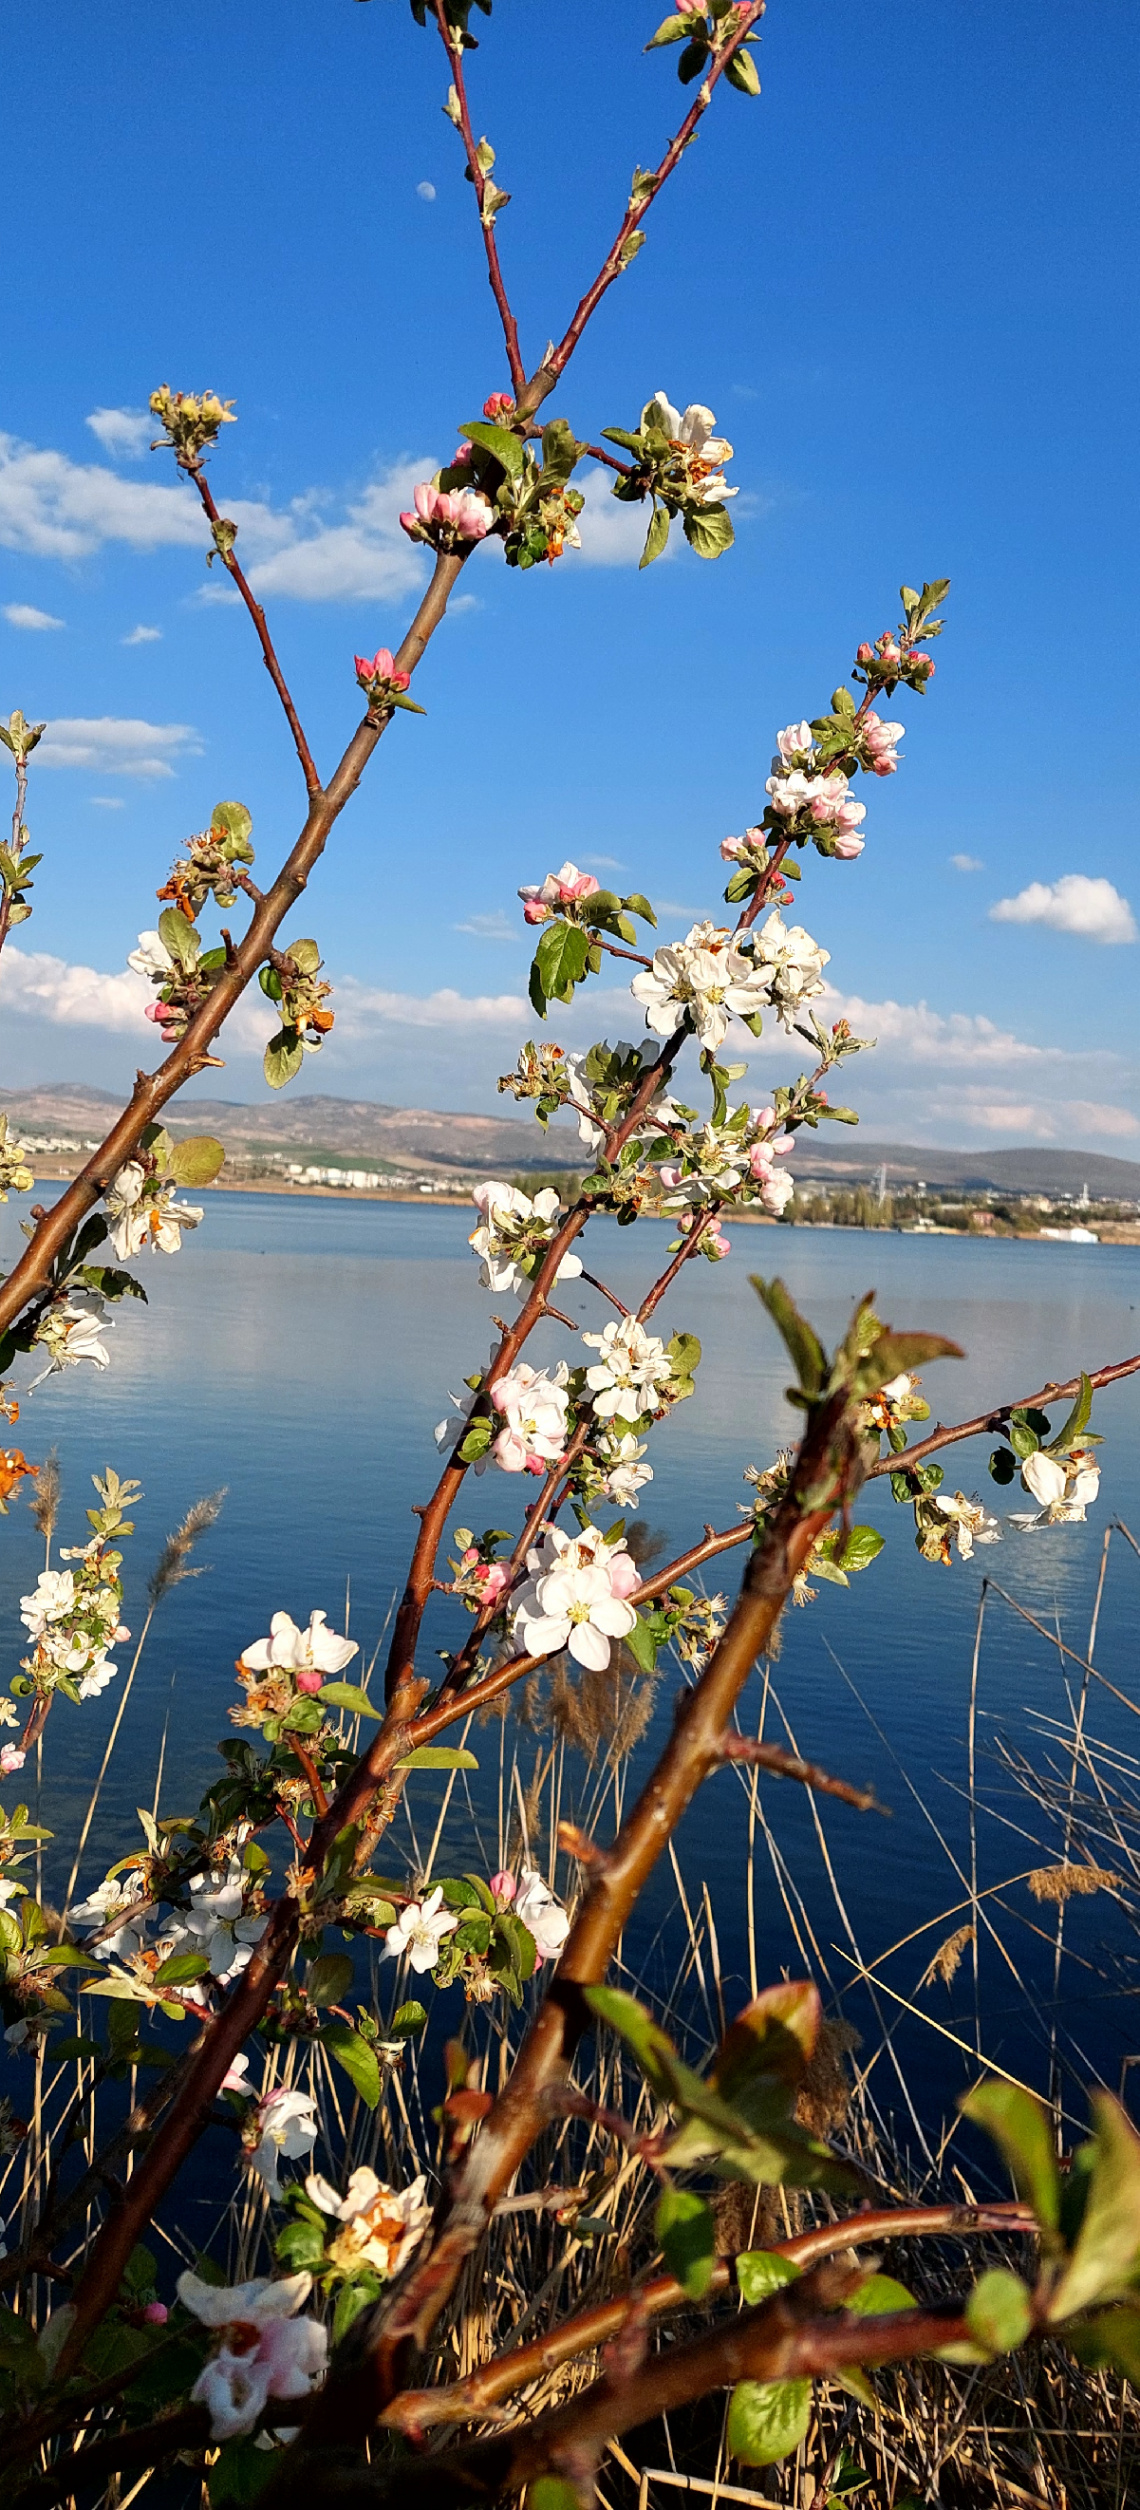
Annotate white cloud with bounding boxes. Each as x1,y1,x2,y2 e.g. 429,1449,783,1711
90,796,125,810
417,181,437,202
3,601,64,631
1060,1099,1140,1139
581,853,624,871
0,942,270,1051
36,717,201,778
454,911,518,941
573,466,671,568
336,979,529,1035
950,852,983,872
122,623,162,645
242,464,430,602
990,873,1137,945
0,433,203,559
86,408,151,459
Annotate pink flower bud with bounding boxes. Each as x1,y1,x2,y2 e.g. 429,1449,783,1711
490,1869,516,1903
856,641,873,663
474,1561,509,1605
522,899,549,925
142,2301,169,2325
832,828,865,859
720,835,745,860
398,509,419,538
483,392,515,420
452,443,473,465
0,1745,25,1777
294,1666,324,1696
414,483,436,524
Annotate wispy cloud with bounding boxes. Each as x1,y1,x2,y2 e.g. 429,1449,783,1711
36,717,201,778
990,873,1137,945
0,942,270,1050
950,852,983,872
336,979,530,1034
453,911,518,942
86,408,151,459
581,853,624,871
122,623,162,645
3,601,64,631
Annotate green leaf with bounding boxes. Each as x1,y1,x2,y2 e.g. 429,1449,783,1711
459,1416,493,1463
275,2218,327,2271
1050,2094,1140,2319
965,2268,1032,2356
305,1953,354,2008
157,907,199,969
462,419,525,478
645,11,699,45
656,2187,716,2299
540,418,582,483
207,2435,278,2507
682,502,735,560
168,1135,226,1187
819,1525,884,1577
728,2376,812,2467
678,35,711,82
623,892,657,926
1049,1370,1094,1454
848,2272,917,2316
640,501,672,568
391,1999,428,2036
527,2484,583,2510
534,919,591,1006
960,2080,1060,2232
851,1330,964,1397
320,2021,380,2109
736,2249,802,2306
623,1613,659,1674
752,1276,825,1398
210,800,253,844
1066,2302,1140,2382
264,1028,305,1090
725,45,761,95
396,1745,479,1770
318,1681,381,1719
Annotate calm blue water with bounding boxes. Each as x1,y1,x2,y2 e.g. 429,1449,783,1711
5,1191,1140,2131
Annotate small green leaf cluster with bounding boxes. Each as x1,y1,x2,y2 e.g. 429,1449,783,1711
852,580,949,698
987,1372,1098,1487
259,937,335,1089
451,416,585,570
646,6,762,97
528,890,655,1017
157,801,255,919
431,1873,539,2006
602,396,736,568
587,1977,854,2190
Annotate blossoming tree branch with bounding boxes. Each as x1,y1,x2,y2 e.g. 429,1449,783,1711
2,4,1140,2505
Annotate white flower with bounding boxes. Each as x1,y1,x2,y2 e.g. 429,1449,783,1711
514,1866,571,1961
511,1523,641,1673
20,1570,75,1636
128,930,175,980
28,1292,112,1387
106,1162,203,1259
582,1317,672,1425
168,1861,265,1982
933,1493,1003,1559
488,1360,571,1473
630,921,769,1051
642,392,738,500
468,1180,582,1302
596,1430,654,1508
384,1885,459,1975
1012,1448,1102,1528
774,721,815,766
564,1053,607,1151
304,2167,432,2278
751,910,830,1030
70,1877,149,1947
239,1610,358,1680
76,1653,118,1700
177,2271,327,2441
248,2088,318,2199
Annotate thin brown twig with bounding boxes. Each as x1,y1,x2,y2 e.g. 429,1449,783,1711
191,470,321,795
433,1,526,398
866,1350,1140,1480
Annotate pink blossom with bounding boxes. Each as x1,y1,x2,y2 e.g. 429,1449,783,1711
483,392,515,419
452,442,473,465
832,824,865,859
0,1745,25,1776
856,641,874,664
862,711,904,775
142,2301,169,2325
517,862,601,924
294,1665,324,1695
489,1868,516,1904
355,648,411,695
720,834,745,861
909,650,935,681
399,484,494,545
471,1560,509,1606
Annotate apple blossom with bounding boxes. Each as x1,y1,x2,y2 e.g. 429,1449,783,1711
513,1866,571,1962
487,1360,571,1473
128,930,175,983
774,721,816,767
177,2271,328,2441
239,1610,358,1688
384,1885,460,1974
751,910,830,1029
582,1316,672,1424
517,861,602,926
630,921,770,1050
20,1569,75,1636
510,1522,640,1672
399,482,494,547
167,1861,265,1983
642,392,738,504
468,1179,583,1301
27,1292,112,1387
354,647,410,696
305,2166,432,2280
246,2087,318,2200
105,1162,203,1260
0,1745,25,1778
917,1492,1003,1564
483,391,515,419
862,711,905,774
595,1428,654,1507
1012,1447,1101,1528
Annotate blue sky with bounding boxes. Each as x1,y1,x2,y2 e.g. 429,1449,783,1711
1,0,1137,1150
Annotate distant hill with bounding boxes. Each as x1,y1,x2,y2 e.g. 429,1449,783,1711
3,1084,1139,1199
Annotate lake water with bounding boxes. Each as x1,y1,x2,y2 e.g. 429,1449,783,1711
5,1192,1140,2134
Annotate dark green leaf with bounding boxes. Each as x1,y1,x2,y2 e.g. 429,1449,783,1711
461,419,525,477
656,2187,716,2299
682,502,735,559
320,2022,380,2110
751,1276,825,1398
728,2377,812,2466
640,501,671,568
305,1953,354,2008
960,2079,1060,2231
534,919,591,1006
1050,2094,1140,2319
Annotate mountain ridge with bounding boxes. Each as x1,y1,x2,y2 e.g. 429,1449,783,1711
2,1084,1138,1198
